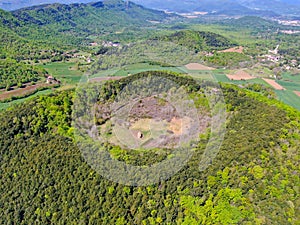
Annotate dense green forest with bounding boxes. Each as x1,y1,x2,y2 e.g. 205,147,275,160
0,59,47,89
0,9,71,60
156,30,237,52
10,0,172,44
0,25,72,62
204,52,251,67
0,72,299,224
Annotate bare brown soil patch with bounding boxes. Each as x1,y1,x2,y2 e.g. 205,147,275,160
129,97,178,123
168,117,192,136
0,83,53,101
262,78,285,90
168,117,182,135
97,96,209,149
219,46,244,53
294,91,300,97
226,70,254,80
185,63,215,71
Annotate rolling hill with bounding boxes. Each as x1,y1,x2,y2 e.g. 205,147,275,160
156,30,237,52
0,72,299,224
11,0,173,40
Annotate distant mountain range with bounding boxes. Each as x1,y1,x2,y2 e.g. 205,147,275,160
1,0,300,17
238,0,300,16
132,0,300,17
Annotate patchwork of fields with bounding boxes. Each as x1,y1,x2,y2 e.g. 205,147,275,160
1,61,300,111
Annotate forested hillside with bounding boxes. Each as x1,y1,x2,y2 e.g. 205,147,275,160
157,30,237,52
0,8,70,60
0,72,299,224
0,27,72,62
11,0,172,43
0,59,47,89
0,0,174,60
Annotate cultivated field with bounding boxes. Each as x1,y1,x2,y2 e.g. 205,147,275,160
0,89,53,111
89,76,123,82
294,91,300,97
90,63,185,78
262,78,286,90
42,62,83,84
276,90,300,111
226,70,254,80
0,83,53,101
185,63,215,70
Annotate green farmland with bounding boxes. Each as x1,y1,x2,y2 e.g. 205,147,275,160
0,89,53,111
41,62,84,84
